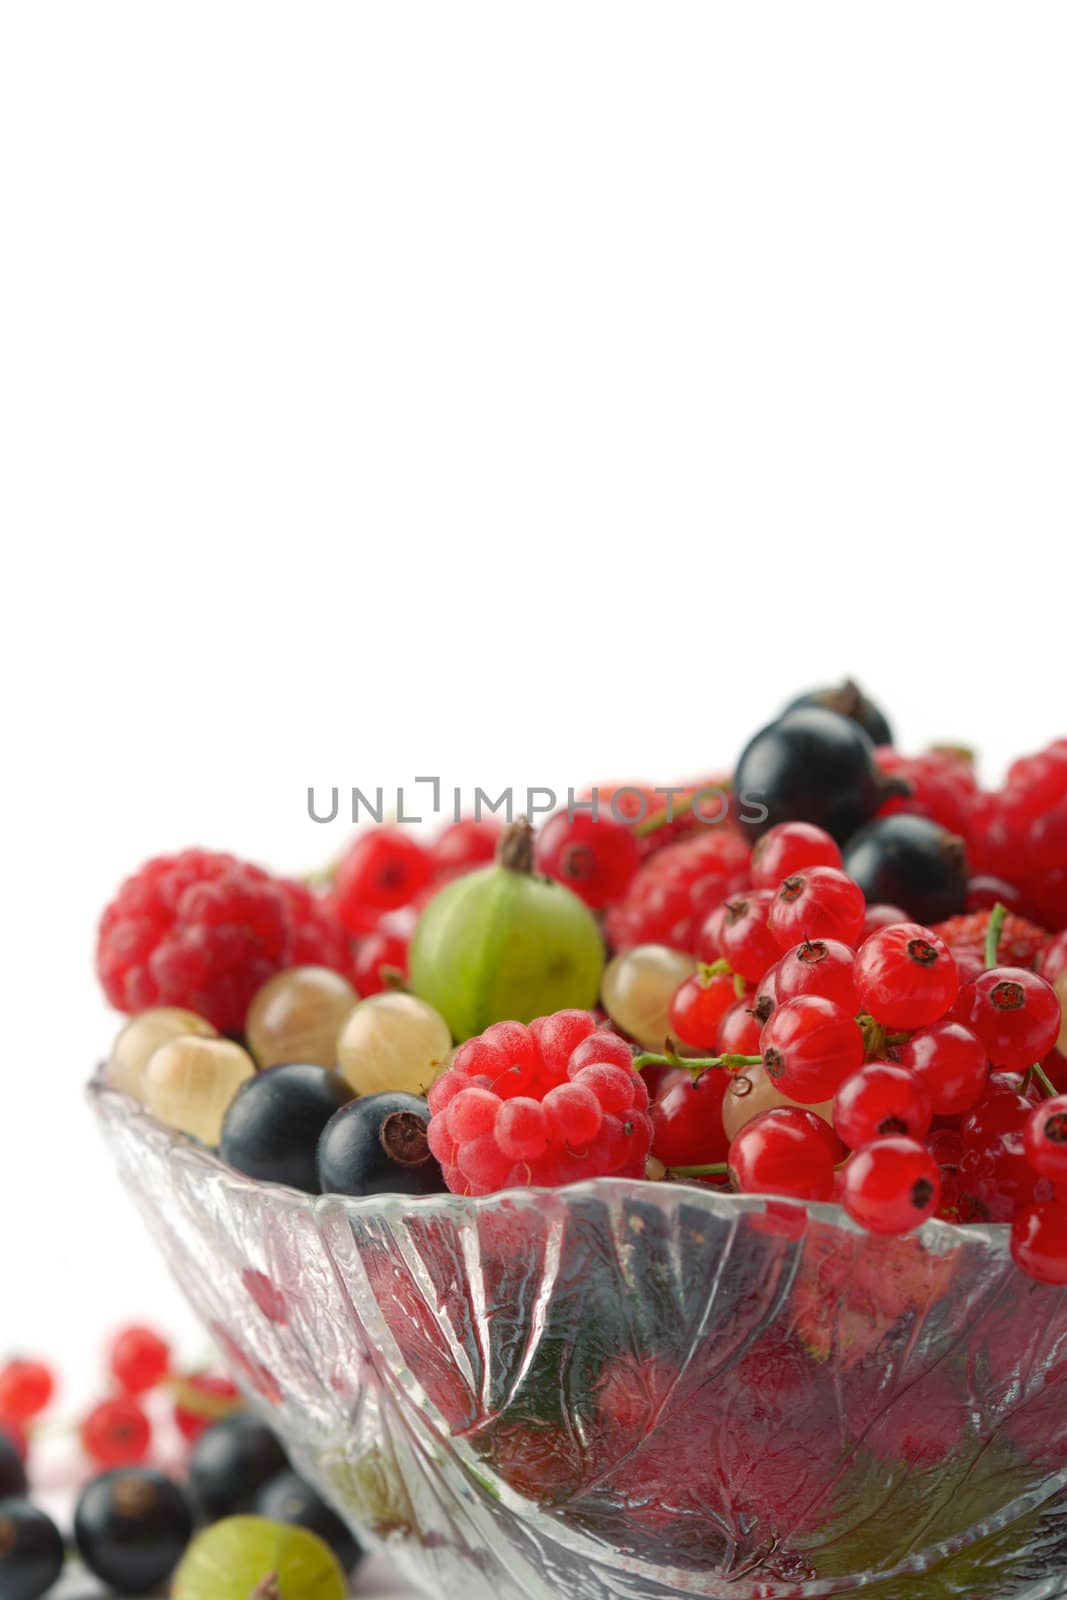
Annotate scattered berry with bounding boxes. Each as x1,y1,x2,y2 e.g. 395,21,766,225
716,998,764,1057
853,922,959,1029
708,891,780,982
668,967,738,1050
109,1327,170,1396
840,1137,941,1235
75,1469,194,1594
189,1416,288,1520
650,1070,731,1171
0,1363,53,1424
768,867,866,951
81,1397,152,1469
0,1500,65,1600
775,938,857,1012
760,996,865,1104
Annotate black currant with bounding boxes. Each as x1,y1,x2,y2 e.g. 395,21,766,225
0,1500,65,1600
317,1092,447,1198
189,1415,288,1521
256,1468,363,1573
843,813,969,924
0,1433,27,1500
73,1469,193,1594
735,707,905,844
219,1062,355,1193
782,677,893,747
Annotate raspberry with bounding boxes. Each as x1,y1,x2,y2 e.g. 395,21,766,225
933,907,1050,972
605,829,751,953
428,1010,652,1194
96,850,290,1033
275,879,354,976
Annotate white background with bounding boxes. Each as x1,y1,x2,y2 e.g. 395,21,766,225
1,1,1066,1583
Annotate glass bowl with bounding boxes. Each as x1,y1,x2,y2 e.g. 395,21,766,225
88,1073,1067,1599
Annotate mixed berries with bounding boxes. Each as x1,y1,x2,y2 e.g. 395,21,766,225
91,690,1067,1324
0,1331,361,1598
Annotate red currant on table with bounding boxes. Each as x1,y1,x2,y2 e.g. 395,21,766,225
1024,1095,1067,1182
0,1359,54,1422
900,1021,990,1116
1011,1201,1067,1285
705,891,779,983
109,1325,171,1395
331,827,432,935
728,1107,836,1202
853,922,959,1029
768,867,866,951
81,1396,152,1468
840,1136,942,1235
955,966,1062,1072
750,821,842,890
833,1062,933,1149
775,938,857,1012
759,995,865,1104
668,967,739,1050
534,810,641,910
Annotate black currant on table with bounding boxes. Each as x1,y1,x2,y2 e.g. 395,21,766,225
189,1414,288,1520
0,1499,65,1600
73,1467,194,1594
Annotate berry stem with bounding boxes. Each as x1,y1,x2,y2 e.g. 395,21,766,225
668,1161,730,1177
1028,1062,1058,1100
633,1050,761,1075
633,791,698,838
250,1578,282,1600
985,901,1009,970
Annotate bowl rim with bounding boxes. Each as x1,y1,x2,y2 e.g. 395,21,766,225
86,1067,1014,1251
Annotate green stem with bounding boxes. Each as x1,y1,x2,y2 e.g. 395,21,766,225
1029,1062,1058,1100
985,902,1008,970
633,1051,761,1075
668,1162,730,1178
633,791,698,838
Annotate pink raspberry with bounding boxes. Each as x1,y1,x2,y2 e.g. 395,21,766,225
427,1010,653,1195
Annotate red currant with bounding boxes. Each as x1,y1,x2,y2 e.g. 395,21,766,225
960,1072,1035,1148
958,1134,1055,1223
430,817,502,875
833,1062,933,1149
172,1373,243,1442
840,1137,941,1235
760,995,865,1104
535,810,641,910
750,821,842,890
728,1107,836,1202
0,1360,54,1422
900,1021,989,1116
651,1070,731,1169
966,875,1026,913
80,1396,152,1468
707,891,779,983
956,967,1062,1072
716,999,763,1056
332,827,432,934
775,938,857,1012
1040,929,1067,988
768,867,866,951
853,922,959,1029
668,967,739,1050
108,1326,171,1395
861,903,911,941
1024,1095,1067,1182
749,962,780,1026
1011,1201,1067,1285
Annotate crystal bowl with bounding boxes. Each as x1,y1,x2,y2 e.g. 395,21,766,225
88,1074,1067,1600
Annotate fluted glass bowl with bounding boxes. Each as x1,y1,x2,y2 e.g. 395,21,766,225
88,1073,1067,1599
